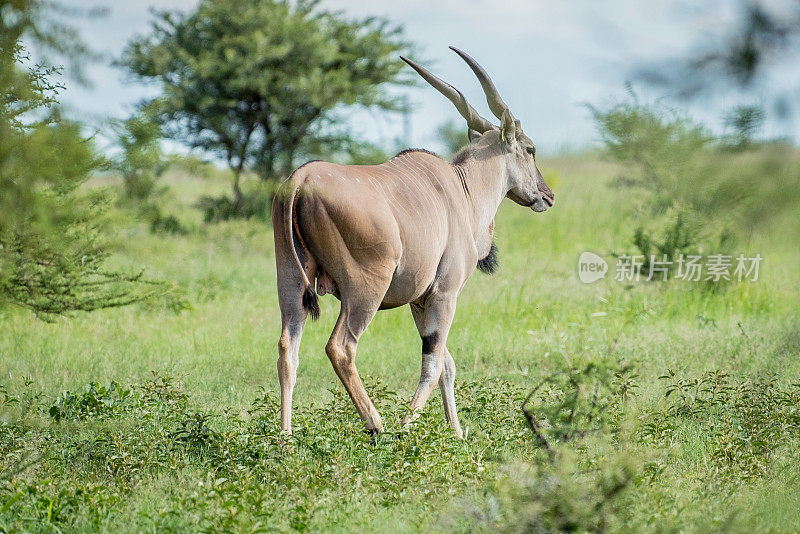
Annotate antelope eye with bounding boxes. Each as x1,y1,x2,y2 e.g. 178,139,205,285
525,146,536,157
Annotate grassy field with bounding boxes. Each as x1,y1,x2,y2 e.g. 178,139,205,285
2,152,799,532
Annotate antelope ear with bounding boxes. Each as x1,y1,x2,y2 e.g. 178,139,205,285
467,128,481,142
500,109,516,146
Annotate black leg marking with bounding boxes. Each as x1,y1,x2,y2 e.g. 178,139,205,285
421,332,439,354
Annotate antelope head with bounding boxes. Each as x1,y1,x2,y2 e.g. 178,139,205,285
401,47,554,212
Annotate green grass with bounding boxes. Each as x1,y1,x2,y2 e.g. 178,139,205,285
2,152,799,532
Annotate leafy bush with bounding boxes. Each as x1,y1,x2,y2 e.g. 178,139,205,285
111,107,169,202
460,446,638,533
49,381,135,422
169,154,216,179
590,96,716,271
591,95,712,206
150,211,188,235
642,370,800,479
722,104,765,149
197,182,277,223
448,359,640,532
461,361,800,532
522,359,637,449
437,119,469,158
631,206,709,273
138,202,189,235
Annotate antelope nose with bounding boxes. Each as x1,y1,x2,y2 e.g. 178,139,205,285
532,198,549,212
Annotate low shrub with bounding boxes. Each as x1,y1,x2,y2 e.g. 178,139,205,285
641,370,800,479
2,365,798,531
197,185,275,223
0,373,535,532
138,203,189,235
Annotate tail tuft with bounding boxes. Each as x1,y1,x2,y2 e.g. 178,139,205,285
302,285,320,321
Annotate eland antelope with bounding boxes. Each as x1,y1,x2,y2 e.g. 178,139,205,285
273,47,554,438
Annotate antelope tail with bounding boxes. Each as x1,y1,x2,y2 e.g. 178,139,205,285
284,186,320,320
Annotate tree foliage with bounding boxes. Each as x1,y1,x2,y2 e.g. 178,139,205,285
695,2,800,87
0,0,172,319
121,0,414,206
111,105,169,201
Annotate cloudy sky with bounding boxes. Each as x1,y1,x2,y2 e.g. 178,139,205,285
59,0,798,154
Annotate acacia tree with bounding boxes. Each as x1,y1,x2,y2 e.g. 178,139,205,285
122,0,414,207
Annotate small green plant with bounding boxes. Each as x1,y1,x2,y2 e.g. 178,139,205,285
49,380,135,422
522,359,638,449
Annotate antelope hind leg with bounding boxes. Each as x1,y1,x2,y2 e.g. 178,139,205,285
278,314,306,434
326,294,386,433
275,265,313,434
274,200,316,435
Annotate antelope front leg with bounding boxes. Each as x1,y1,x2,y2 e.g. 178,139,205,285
439,347,463,438
403,297,458,433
